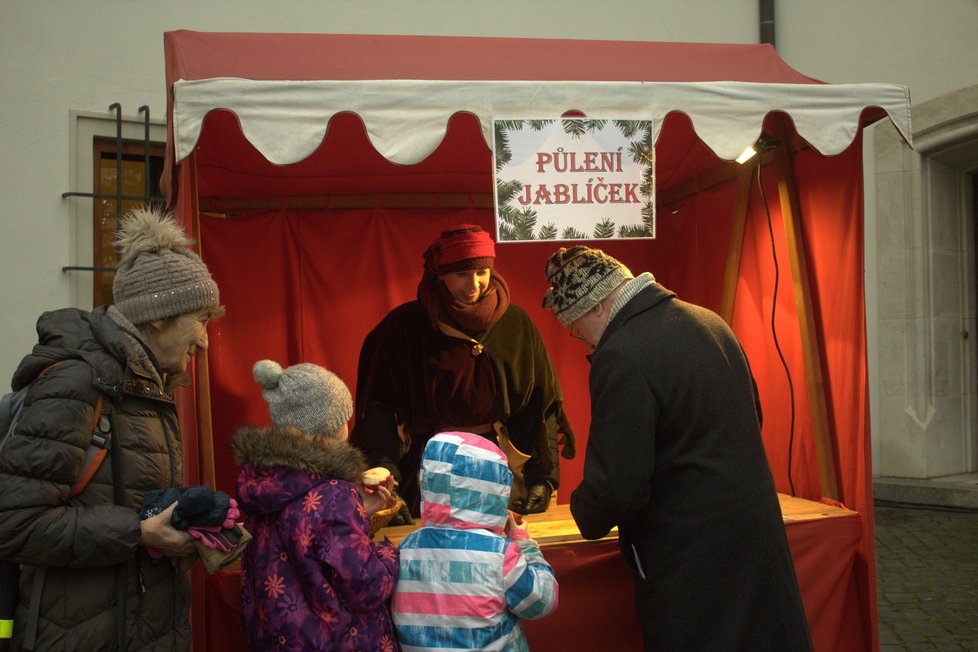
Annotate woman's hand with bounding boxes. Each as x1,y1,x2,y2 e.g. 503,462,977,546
139,502,195,557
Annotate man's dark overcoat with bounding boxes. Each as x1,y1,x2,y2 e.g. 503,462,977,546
571,282,812,651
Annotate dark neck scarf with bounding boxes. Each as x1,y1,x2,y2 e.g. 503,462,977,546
418,270,511,334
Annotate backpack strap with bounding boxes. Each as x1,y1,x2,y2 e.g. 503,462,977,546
69,395,111,498
47,401,126,650
16,370,118,650
21,567,45,652
106,403,127,652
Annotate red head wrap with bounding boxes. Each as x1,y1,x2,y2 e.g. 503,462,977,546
423,224,496,275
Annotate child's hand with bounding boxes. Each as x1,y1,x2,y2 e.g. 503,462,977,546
359,483,396,517
505,510,529,540
379,474,397,492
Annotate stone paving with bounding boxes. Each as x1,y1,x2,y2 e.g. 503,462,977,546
875,502,978,651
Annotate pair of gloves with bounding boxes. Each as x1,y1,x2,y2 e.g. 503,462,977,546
139,486,252,573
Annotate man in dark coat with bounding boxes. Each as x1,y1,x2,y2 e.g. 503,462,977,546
542,245,812,651
0,206,224,651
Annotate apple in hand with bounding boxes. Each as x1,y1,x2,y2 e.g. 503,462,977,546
361,467,394,491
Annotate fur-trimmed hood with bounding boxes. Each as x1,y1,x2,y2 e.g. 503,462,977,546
230,425,367,516
230,425,366,481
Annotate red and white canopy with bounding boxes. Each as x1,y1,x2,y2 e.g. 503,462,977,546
162,31,911,203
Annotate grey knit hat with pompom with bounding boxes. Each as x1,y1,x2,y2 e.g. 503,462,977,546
112,205,220,325
252,360,353,438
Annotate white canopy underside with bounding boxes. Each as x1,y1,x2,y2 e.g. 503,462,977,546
172,78,912,166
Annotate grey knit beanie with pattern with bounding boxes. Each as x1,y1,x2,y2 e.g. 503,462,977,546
112,205,220,325
543,245,634,326
252,360,353,438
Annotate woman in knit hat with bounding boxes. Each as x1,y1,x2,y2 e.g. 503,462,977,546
0,205,223,651
351,224,575,524
231,359,400,652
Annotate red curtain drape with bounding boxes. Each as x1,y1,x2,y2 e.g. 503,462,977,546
194,141,871,526
180,104,871,512
189,137,874,651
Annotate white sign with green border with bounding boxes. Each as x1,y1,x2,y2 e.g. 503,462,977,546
493,118,655,241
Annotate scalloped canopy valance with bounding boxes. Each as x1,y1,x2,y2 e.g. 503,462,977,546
172,77,910,166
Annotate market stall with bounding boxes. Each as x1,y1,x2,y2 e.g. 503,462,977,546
161,30,911,651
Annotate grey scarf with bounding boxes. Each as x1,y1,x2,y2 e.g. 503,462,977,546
609,272,656,322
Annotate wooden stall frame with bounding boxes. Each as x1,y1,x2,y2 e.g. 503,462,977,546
770,121,840,500
712,129,841,500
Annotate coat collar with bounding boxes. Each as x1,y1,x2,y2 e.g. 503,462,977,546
596,282,676,353
104,306,188,394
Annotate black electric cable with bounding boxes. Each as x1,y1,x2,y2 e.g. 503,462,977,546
755,158,798,496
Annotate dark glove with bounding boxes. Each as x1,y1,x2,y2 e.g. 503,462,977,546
139,486,233,529
172,487,233,529
138,487,183,520
511,483,552,515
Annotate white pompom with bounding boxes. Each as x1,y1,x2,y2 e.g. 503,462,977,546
252,359,284,389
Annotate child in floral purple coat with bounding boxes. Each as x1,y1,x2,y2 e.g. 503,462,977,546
231,359,400,652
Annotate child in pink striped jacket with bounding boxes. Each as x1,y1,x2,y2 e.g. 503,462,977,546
392,431,558,651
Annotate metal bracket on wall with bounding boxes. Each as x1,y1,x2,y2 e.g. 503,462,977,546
60,103,162,273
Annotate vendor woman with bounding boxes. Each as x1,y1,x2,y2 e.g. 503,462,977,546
351,224,575,522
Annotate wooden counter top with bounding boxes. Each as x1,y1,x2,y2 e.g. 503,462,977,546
377,503,592,547
778,493,859,521
377,493,858,547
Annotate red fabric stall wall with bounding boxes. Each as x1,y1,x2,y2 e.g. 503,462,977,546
196,149,869,506
735,144,872,517
786,142,876,645
197,209,576,494
728,141,875,646
194,140,875,651
196,146,870,511
198,209,734,503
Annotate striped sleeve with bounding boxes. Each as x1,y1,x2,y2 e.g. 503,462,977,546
503,538,558,619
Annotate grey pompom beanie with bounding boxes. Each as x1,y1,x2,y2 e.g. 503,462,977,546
252,360,353,438
112,205,220,325
542,246,633,326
